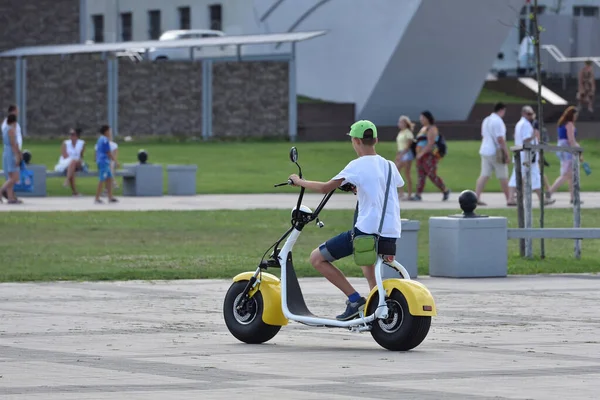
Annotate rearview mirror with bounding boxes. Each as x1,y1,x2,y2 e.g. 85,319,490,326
289,147,298,163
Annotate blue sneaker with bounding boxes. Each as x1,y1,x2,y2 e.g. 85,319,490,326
336,297,366,321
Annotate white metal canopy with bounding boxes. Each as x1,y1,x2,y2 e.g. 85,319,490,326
0,30,327,58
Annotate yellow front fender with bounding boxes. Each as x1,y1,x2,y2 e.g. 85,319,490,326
232,272,288,326
365,279,437,317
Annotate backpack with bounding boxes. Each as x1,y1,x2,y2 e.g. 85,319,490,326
436,133,447,158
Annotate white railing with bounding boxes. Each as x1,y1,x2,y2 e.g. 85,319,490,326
541,44,600,68
541,44,600,89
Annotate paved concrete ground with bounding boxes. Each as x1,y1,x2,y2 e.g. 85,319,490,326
1,275,599,399
1,191,599,212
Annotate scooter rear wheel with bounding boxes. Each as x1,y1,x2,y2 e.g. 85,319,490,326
367,289,431,351
223,281,281,344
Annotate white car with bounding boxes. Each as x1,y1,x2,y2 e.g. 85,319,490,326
148,29,236,61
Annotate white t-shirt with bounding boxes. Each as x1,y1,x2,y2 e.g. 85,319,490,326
514,117,534,162
95,141,118,152
479,113,506,157
2,118,22,150
332,155,404,238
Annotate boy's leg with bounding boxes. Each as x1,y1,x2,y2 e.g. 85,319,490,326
104,165,118,202
95,164,108,202
309,249,357,296
312,230,366,320
107,177,114,199
360,265,376,291
95,181,104,202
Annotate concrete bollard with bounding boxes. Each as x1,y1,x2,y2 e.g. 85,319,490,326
166,165,198,196
384,219,420,279
429,190,508,278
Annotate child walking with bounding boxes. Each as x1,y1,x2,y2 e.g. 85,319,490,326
94,125,118,204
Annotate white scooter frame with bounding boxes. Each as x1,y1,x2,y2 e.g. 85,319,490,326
277,221,411,331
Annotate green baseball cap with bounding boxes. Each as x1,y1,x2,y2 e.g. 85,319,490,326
348,120,377,139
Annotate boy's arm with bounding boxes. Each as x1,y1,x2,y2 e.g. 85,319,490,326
289,175,344,194
103,140,114,161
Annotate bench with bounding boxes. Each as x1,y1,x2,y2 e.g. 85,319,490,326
2,163,164,197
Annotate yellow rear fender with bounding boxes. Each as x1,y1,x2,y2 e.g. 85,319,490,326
232,272,288,326
365,279,437,317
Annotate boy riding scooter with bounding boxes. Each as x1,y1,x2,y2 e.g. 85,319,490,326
289,120,405,320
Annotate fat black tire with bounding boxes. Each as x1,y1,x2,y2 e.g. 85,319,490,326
223,281,281,344
367,289,431,351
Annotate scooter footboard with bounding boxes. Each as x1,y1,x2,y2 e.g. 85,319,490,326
233,272,288,326
365,279,437,317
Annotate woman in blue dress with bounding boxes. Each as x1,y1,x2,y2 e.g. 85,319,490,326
547,106,583,204
1,114,22,204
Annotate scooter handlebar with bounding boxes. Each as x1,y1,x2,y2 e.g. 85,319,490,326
274,179,293,187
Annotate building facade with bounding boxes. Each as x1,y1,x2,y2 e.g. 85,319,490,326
83,0,258,43
493,0,600,74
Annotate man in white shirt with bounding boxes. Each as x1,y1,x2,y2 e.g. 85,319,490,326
289,120,404,321
508,106,556,205
475,102,510,205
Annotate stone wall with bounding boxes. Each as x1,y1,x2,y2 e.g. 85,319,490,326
26,55,107,135
2,57,288,137
0,0,80,52
118,61,203,136
212,61,288,138
0,59,15,114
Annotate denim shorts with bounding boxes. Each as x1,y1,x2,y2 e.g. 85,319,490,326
400,151,414,162
319,227,397,262
97,162,113,182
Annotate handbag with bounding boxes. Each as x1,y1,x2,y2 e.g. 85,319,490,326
491,134,507,164
352,161,392,266
14,161,34,193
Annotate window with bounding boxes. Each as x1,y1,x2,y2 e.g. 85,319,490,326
209,4,222,31
92,14,104,43
573,6,599,17
179,6,191,29
148,10,161,39
121,12,132,41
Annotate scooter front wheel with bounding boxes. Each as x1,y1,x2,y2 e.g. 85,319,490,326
223,281,281,344
367,289,431,351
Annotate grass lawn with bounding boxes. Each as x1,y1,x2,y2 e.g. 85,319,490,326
476,87,532,104
1,208,598,283
17,139,600,196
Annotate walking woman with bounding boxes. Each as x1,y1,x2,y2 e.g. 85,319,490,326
1,114,22,204
577,60,595,114
410,111,450,201
547,106,583,204
395,115,415,199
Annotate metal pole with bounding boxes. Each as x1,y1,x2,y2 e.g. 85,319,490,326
21,58,27,137
515,150,525,257
15,57,22,118
113,58,119,137
201,60,213,140
107,59,113,130
524,148,533,258
288,43,297,142
532,0,546,259
573,150,581,259
526,0,532,74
